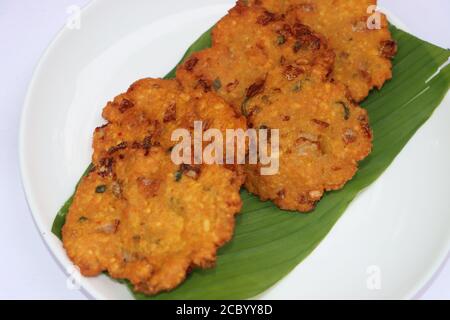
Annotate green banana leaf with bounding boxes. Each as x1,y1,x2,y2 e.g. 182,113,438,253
52,24,450,300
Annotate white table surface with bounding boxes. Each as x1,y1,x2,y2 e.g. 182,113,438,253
1,0,449,300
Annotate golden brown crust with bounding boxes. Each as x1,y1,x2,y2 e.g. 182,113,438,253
244,66,372,212
177,4,335,115
247,0,397,102
62,78,246,295
97,78,244,155
177,3,373,212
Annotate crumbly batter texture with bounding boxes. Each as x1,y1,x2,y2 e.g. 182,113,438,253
177,3,335,114
63,78,246,295
244,66,372,211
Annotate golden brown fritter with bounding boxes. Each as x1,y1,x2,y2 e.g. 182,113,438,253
96,78,245,158
177,3,335,114
244,66,372,212
62,78,246,295
177,3,373,212
246,0,397,102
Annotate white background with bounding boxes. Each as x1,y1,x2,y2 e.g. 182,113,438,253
1,0,449,299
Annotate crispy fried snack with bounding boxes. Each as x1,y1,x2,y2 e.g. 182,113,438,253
247,0,397,102
93,78,245,161
244,66,372,211
62,78,246,295
178,3,373,212
177,3,335,114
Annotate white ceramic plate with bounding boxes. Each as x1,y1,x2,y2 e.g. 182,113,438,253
20,0,450,299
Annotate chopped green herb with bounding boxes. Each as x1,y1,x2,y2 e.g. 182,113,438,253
277,35,286,45
293,41,302,52
213,78,222,91
78,216,88,222
336,101,350,120
292,82,302,92
174,171,182,182
95,185,107,193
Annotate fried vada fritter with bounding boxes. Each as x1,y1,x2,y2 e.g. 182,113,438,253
244,66,372,212
246,0,397,102
92,78,247,168
177,2,373,212
177,3,334,115
63,148,244,294
63,78,246,295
